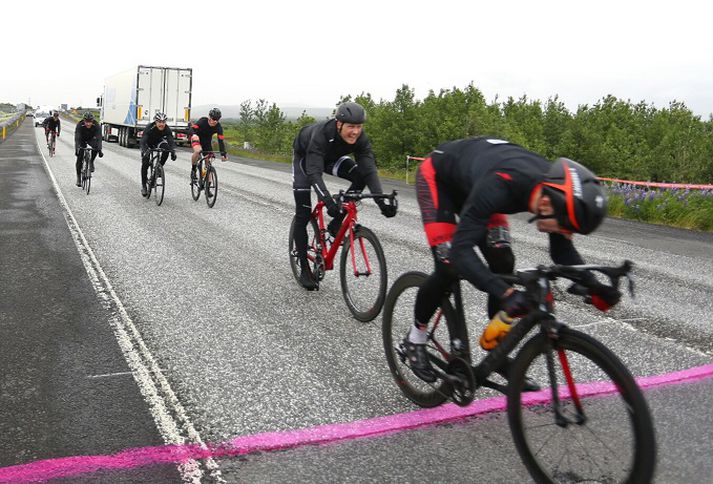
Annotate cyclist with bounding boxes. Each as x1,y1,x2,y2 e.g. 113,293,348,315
140,112,177,197
73,112,103,187
42,111,61,147
406,136,620,383
189,107,228,179
292,101,397,290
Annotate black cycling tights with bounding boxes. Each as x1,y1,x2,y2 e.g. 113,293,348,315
414,244,515,327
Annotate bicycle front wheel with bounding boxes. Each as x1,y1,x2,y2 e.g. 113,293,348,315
507,328,656,484
83,158,91,195
382,271,463,408
205,166,218,208
339,225,387,322
190,168,201,201
154,163,165,206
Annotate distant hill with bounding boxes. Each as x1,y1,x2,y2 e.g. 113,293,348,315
192,104,334,121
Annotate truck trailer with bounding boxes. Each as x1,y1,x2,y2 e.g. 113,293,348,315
99,66,192,147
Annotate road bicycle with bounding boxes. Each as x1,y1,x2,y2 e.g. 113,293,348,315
79,146,96,195
289,190,398,322
382,261,656,483
47,131,57,157
145,147,170,206
190,151,219,208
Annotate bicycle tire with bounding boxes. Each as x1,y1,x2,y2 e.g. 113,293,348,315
49,134,56,157
145,161,153,200
339,225,387,322
507,328,656,484
83,154,91,195
191,166,201,201
288,216,321,285
154,162,165,206
382,271,463,408
205,165,218,208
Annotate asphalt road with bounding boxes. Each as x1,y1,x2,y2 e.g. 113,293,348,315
1,120,712,482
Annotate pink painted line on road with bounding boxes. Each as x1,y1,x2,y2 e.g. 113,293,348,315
2,363,713,483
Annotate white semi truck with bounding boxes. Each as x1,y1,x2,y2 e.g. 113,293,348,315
98,65,192,147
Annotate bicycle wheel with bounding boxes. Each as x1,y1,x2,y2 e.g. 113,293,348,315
83,157,91,195
154,163,165,206
205,166,218,208
507,328,656,484
49,134,55,157
145,162,153,200
382,271,464,408
191,166,201,201
339,225,387,322
288,216,321,284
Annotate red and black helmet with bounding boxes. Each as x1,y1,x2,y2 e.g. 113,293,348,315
541,158,607,234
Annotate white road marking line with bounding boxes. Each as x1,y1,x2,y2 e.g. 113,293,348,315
35,130,224,483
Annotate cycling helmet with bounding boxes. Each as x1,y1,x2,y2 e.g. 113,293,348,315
82,111,95,122
52,111,59,118
154,112,168,122
208,107,222,120
541,158,607,234
335,102,366,124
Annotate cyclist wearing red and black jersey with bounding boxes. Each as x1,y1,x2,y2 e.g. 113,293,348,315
292,102,397,290
73,112,103,187
407,136,618,382
42,111,61,144
139,112,177,197
189,108,227,176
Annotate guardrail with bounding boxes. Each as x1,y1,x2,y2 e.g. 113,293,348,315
0,111,27,143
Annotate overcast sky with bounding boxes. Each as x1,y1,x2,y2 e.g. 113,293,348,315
4,0,711,117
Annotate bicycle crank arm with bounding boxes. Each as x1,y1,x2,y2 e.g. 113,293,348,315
479,378,508,395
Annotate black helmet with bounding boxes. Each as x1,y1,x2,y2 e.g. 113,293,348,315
82,111,95,121
154,112,168,122
208,107,222,120
52,111,59,118
335,102,366,124
541,158,607,234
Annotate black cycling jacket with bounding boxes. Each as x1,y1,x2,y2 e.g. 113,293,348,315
189,117,226,154
43,117,61,134
74,120,102,152
431,137,585,297
140,122,176,153
293,118,382,203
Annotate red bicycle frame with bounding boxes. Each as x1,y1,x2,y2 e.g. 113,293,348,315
309,199,374,276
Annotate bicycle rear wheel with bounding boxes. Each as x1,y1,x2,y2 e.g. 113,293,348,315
339,225,387,322
190,166,201,201
288,216,321,285
205,166,218,208
154,163,165,206
382,271,464,408
507,328,656,484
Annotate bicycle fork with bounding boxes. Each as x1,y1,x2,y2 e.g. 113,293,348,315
349,225,373,277
542,329,586,427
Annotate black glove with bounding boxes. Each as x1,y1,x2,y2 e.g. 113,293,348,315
98,151,104,158
326,199,341,218
501,290,529,318
588,282,621,312
170,152,177,161
377,201,397,218
141,150,147,158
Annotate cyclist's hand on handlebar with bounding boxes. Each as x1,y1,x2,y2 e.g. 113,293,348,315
377,200,397,218
501,289,529,318
326,199,342,218
98,151,104,158
170,151,177,161
588,282,621,312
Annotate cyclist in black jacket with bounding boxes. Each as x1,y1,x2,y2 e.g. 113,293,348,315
74,112,103,187
140,112,177,197
292,102,397,290
406,136,619,382
189,108,227,177
42,111,61,146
